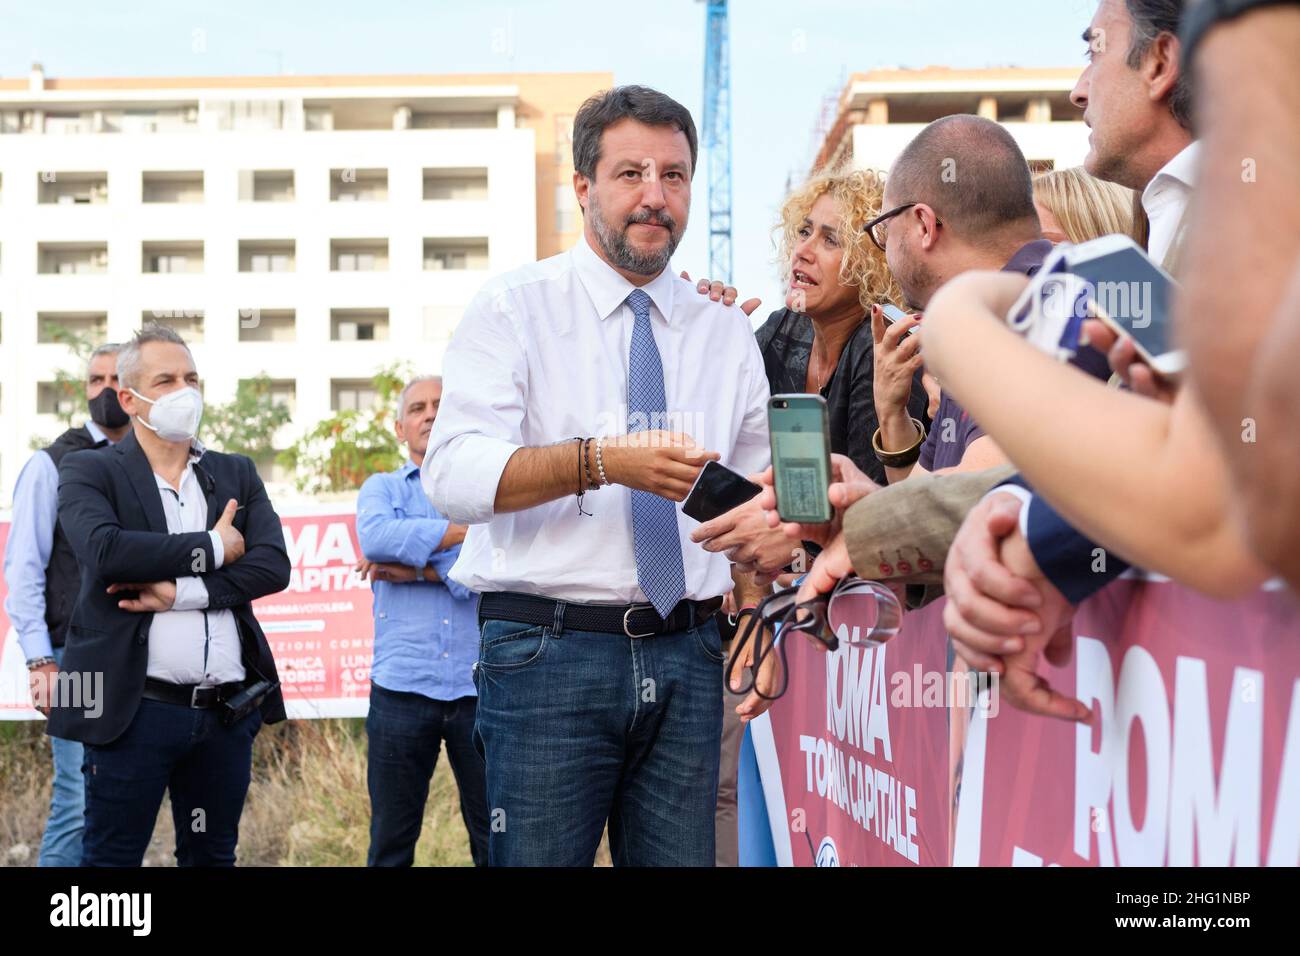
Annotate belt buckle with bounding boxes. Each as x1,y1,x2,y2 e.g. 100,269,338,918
622,604,659,639
190,685,205,708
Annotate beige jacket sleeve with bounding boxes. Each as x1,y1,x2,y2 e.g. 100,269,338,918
841,465,1018,590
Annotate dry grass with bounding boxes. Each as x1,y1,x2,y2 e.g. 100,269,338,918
0,718,478,867
1,717,617,867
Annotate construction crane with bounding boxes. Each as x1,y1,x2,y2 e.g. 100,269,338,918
701,0,732,283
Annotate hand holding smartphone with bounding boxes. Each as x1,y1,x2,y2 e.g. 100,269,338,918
768,394,833,524
681,461,762,523
881,304,920,338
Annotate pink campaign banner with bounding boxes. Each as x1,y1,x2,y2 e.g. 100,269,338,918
0,508,378,719
751,579,1300,867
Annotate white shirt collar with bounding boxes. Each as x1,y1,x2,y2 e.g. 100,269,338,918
85,420,114,445
150,441,207,491
1142,140,1200,214
571,233,677,326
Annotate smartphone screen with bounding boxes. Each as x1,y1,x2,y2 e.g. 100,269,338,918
1068,248,1175,362
768,395,832,524
681,461,761,523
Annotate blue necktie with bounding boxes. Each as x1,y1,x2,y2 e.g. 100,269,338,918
626,289,686,620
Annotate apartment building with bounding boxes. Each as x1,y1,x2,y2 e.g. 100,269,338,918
811,66,1090,177
0,66,610,500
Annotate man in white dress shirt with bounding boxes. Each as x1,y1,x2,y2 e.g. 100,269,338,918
422,86,771,866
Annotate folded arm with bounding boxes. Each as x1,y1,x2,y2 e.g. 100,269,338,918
357,475,451,566
57,449,217,584
199,459,291,609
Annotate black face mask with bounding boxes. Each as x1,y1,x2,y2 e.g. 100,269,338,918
88,388,130,429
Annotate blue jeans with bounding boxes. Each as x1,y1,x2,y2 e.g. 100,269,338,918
38,645,85,867
473,615,724,866
366,683,489,867
81,697,262,867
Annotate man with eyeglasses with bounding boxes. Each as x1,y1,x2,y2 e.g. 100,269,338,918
868,114,1111,482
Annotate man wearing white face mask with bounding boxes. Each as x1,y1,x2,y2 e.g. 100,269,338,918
53,324,292,867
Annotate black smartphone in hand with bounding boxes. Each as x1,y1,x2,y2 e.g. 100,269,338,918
682,461,762,523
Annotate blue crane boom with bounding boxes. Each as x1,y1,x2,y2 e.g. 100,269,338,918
702,0,732,283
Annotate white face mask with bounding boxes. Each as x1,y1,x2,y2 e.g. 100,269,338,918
130,386,203,443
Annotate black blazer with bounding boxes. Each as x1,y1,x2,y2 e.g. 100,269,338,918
49,430,291,745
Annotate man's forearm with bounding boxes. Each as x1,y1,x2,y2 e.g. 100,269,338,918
730,565,770,608
436,524,467,550
493,442,584,513
842,466,1015,584
488,442,587,515
1182,8,1300,459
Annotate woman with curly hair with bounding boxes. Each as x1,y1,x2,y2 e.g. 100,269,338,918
755,165,930,484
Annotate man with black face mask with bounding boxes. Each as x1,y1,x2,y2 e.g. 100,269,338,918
4,343,129,866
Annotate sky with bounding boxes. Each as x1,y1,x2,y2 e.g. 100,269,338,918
1,0,1100,316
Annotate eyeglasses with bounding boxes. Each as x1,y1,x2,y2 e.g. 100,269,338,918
863,202,943,252
726,577,902,701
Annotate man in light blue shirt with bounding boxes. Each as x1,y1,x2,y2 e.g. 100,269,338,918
355,375,486,866
4,343,129,866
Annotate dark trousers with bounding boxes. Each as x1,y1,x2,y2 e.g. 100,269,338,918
366,682,489,867
81,697,262,867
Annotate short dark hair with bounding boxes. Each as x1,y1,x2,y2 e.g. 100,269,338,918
1125,0,1191,130
886,114,1038,243
571,85,698,181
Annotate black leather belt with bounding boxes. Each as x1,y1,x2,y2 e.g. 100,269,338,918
143,677,245,710
479,591,724,638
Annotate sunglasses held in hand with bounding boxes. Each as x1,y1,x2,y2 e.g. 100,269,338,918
726,577,902,701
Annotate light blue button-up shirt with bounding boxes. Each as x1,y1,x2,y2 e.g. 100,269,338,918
4,421,115,660
356,461,479,701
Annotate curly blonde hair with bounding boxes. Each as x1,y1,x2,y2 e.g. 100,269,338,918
775,164,902,314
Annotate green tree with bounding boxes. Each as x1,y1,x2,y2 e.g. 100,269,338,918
204,375,293,460
278,364,409,494
28,322,97,450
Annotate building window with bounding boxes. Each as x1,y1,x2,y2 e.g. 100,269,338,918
37,382,79,417
555,184,577,235
423,238,489,271
38,242,108,275
332,379,378,412
330,308,389,341
142,310,204,343
555,114,574,164
142,240,204,273
331,239,388,272
240,378,297,417
38,171,108,204
142,171,204,203
121,108,197,133
239,170,295,202
411,111,496,129
239,240,295,273
238,309,296,342
38,312,107,342
330,168,387,202
423,168,489,200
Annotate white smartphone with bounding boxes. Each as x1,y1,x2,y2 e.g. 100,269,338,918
1064,236,1183,377
1006,234,1184,377
880,303,918,338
